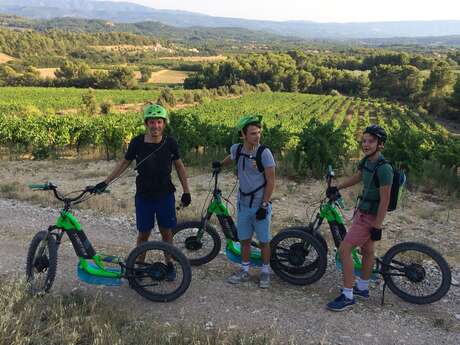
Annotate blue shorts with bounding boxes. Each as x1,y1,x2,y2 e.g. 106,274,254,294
236,202,272,243
135,193,177,233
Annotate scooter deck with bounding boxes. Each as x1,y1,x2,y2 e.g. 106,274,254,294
77,261,122,286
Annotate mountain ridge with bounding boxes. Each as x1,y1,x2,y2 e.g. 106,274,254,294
0,0,460,39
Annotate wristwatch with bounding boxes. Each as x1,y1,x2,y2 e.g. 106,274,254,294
262,201,269,208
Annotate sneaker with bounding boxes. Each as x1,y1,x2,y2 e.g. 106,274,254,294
227,270,250,284
166,262,176,281
353,285,369,299
326,294,355,312
259,272,271,289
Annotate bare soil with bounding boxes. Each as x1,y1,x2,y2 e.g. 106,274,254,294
0,52,14,63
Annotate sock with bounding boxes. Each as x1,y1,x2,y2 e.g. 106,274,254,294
342,287,353,300
261,264,270,274
357,278,369,291
241,261,250,272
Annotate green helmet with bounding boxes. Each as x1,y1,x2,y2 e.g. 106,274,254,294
236,114,263,132
143,104,168,124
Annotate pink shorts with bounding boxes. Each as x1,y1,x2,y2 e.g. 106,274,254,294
343,210,376,247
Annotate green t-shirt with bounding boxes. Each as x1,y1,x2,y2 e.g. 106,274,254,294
357,155,393,214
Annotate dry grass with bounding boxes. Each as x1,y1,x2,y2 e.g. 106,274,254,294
0,279,291,345
37,67,189,83
0,52,14,63
37,68,110,80
148,70,191,84
133,69,190,83
157,55,227,62
36,68,58,79
90,44,173,53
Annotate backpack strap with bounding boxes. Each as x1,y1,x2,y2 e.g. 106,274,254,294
372,159,391,188
235,144,267,174
235,144,268,207
235,143,244,175
255,145,267,173
360,157,388,203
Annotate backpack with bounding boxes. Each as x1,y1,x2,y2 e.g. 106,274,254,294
234,143,268,207
360,157,406,212
235,143,267,174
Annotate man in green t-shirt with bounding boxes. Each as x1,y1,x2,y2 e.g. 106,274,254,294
326,125,393,311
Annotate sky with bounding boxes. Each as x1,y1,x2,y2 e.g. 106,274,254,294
108,0,460,22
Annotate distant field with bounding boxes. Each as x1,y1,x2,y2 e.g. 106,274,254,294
0,53,14,63
148,69,191,83
37,68,104,79
156,55,227,62
0,87,185,112
38,68,189,83
36,68,58,79
89,44,173,53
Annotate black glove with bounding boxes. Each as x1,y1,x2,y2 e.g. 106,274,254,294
212,161,222,169
181,193,191,207
370,227,382,241
88,181,108,194
256,207,268,220
326,186,339,199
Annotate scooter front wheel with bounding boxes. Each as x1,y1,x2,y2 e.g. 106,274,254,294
270,229,327,285
26,231,58,294
126,241,192,302
173,221,221,266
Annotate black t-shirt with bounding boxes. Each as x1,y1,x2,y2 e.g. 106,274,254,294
125,135,180,200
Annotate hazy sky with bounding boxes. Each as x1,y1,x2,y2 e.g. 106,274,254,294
108,0,460,22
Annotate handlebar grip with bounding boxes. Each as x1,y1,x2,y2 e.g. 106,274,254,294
29,183,48,190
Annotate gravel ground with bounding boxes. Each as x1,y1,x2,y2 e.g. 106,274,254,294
0,160,459,344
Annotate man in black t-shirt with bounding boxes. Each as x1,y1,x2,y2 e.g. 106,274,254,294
94,104,191,279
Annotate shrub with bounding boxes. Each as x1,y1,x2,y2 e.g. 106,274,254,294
100,100,114,115
296,119,350,178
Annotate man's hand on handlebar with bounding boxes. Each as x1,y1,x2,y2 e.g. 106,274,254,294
86,181,108,194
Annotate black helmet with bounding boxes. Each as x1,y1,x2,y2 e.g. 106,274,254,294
364,125,387,143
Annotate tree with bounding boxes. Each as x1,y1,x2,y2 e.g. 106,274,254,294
81,89,97,115
297,70,315,92
139,66,153,83
296,119,350,178
99,67,137,89
0,65,17,86
369,64,422,101
449,77,460,119
362,52,410,69
422,62,456,116
55,60,91,80
157,87,176,107
423,62,456,97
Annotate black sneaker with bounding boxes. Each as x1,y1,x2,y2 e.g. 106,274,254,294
353,285,370,299
326,293,355,312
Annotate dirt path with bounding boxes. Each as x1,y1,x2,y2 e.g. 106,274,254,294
0,160,459,344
